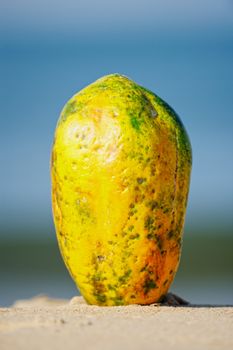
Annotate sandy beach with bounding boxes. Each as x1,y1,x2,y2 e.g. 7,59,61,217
0,295,232,350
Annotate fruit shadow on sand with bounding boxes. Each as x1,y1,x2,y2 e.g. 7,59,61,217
155,293,233,308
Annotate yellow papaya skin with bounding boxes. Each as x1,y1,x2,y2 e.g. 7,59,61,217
51,74,192,306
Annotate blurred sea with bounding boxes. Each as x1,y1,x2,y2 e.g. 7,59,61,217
0,32,233,306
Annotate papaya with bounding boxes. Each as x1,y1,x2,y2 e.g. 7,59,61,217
51,74,192,306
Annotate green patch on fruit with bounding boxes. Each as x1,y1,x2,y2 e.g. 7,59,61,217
107,284,117,291
94,293,107,304
144,216,154,231
118,269,132,284
111,295,124,306
130,114,140,131
143,278,157,294
60,99,85,123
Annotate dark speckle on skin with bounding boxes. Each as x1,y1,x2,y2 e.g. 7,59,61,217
167,231,174,239
147,233,163,250
137,177,146,184
146,200,158,210
97,255,105,262
129,233,140,239
92,274,107,304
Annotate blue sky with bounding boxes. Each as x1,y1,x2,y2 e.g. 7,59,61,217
1,0,233,38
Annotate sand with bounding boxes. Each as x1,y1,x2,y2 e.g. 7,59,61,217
0,295,232,350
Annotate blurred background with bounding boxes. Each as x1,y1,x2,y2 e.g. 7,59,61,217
0,0,232,306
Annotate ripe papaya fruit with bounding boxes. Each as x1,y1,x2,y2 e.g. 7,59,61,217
51,74,192,305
